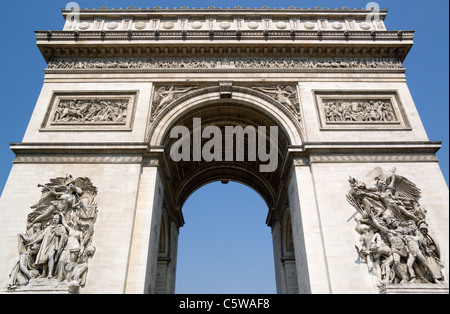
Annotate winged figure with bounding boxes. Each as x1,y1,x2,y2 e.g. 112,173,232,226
151,86,196,119
253,85,301,117
8,174,98,290
27,174,97,229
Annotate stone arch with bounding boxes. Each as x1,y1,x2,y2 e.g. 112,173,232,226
147,85,304,147
280,208,299,294
158,210,169,256
143,85,305,293
282,210,295,257
146,85,304,210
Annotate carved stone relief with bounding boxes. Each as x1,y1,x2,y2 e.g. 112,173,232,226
41,91,137,131
253,85,301,120
152,83,303,136
150,86,198,122
6,175,98,293
52,98,128,125
146,85,306,144
323,99,397,123
347,167,445,285
314,91,410,130
47,58,403,71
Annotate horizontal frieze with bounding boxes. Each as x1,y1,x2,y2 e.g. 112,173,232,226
62,16,387,32
13,154,143,164
12,152,439,164
46,57,403,72
309,153,438,163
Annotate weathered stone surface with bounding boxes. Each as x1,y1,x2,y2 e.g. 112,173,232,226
379,283,449,294
0,7,447,294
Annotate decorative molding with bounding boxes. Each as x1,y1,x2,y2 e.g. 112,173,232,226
142,155,161,167
40,91,138,132
38,30,411,44
61,15,388,32
14,154,143,164
309,153,438,163
293,157,310,166
379,283,449,294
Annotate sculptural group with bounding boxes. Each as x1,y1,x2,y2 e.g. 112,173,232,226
347,167,445,284
7,175,97,292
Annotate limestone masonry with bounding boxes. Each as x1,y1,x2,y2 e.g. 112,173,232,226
0,6,448,294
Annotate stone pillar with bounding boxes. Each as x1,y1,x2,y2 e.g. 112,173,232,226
125,158,164,294
271,218,286,294
155,213,180,294
271,209,299,294
167,220,179,293
287,159,331,294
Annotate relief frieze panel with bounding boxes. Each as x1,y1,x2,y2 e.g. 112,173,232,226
323,99,397,123
52,98,128,125
47,58,403,71
314,90,411,130
41,91,138,131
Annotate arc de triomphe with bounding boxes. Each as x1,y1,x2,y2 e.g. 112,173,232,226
0,6,448,294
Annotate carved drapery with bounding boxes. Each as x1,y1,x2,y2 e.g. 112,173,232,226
7,175,98,293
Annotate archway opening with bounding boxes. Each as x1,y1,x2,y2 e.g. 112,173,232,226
175,181,276,294
152,94,300,294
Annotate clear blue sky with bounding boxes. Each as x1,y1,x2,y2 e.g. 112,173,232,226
0,0,448,294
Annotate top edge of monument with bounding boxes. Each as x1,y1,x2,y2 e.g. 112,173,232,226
61,6,388,18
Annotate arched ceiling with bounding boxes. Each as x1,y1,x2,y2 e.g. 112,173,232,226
162,102,290,208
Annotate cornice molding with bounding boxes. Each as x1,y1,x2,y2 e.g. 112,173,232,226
61,7,389,17
37,30,412,62
308,153,439,163
10,141,440,164
38,30,412,42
